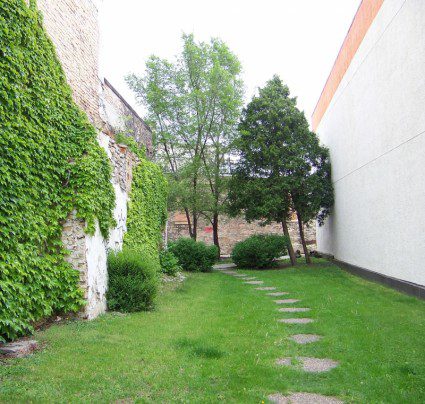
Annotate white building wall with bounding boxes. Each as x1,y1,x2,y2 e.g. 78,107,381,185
316,0,425,286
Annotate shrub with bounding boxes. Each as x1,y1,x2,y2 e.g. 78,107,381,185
107,249,159,312
159,249,182,276
231,234,289,269
169,238,218,272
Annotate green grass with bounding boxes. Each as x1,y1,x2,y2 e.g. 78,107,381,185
1,260,424,403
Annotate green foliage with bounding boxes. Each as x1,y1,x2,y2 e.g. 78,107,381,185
159,249,182,276
126,33,243,240
124,159,168,263
169,238,218,273
115,132,146,161
0,1,115,341
231,235,289,269
107,249,159,312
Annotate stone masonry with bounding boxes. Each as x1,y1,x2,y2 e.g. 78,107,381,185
168,213,316,256
35,0,152,318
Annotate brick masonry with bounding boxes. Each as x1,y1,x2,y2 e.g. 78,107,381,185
168,213,316,256
33,0,152,318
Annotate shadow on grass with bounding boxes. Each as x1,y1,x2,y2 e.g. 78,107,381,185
174,337,225,359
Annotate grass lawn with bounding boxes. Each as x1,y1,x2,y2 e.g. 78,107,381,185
1,259,424,403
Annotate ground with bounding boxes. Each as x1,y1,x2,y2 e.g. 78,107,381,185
1,259,424,403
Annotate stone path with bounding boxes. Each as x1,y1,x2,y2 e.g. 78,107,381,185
274,299,299,304
213,263,237,270
289,334,322,344
219,266,341,403
276,357,339,373
268,392,343,404
278,318,314,324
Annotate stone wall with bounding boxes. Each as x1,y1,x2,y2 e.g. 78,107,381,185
168,213,317,256
35,0,153,318
36,0,102,126
101,79,153,156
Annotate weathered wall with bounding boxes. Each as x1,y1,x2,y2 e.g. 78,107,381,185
168,214,316,256
36,0,151,318
36,0,102,126
101,79,153,156
315,0,425,286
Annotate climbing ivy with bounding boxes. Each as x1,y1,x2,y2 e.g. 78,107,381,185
0,1,115,341
124,157,168,264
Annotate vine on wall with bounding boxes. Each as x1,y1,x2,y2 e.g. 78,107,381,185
124,156,168,264
0,0,115,341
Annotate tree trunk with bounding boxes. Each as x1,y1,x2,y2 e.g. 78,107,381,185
192,213,197,240
212,212,220,257
296,211,311,264
281,219,297,266
184,208,195,239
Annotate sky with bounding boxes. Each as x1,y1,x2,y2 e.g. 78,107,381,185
99,0,361,125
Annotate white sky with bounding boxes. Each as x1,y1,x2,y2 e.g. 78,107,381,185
99,0,361,124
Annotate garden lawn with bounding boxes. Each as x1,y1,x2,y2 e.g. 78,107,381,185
1,259,424,403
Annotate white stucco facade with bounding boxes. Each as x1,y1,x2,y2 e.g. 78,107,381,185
316,0,425,286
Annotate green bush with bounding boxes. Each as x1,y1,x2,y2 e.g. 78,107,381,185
107,250,159,312
169,238,218,272
231,234,289,269
159,250,182,276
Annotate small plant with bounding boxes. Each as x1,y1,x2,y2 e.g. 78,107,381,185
107,249,159,312
168,238,218,272
231,234,289,269
160,249,182,276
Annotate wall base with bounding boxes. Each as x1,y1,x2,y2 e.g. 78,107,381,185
320,254,425,300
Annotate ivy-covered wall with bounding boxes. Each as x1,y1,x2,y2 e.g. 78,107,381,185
124,156,168,263
0,0,115,341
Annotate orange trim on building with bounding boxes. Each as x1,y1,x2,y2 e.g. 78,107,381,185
312,0,384,131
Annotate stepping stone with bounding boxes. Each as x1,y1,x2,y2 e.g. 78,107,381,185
255,287,276,291
0,340,38,358
276,357,339,372
242,277,257,280
213,263,237,270
267,292,289,297
278,307,310,312
268,392,343,403
244,280,264,285
274,299,299,304
289,334,322,344
222,271,237,275
233,274,248,277
278,318,314,324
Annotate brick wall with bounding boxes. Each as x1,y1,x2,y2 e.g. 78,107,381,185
37,0,102,126
168,213,317,256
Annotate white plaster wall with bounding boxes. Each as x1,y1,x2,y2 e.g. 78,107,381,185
316,0,425,286
85,221,108,318
108,182,128,251
82,132,129,318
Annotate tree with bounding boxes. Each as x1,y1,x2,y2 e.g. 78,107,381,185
291,137,334,264
126,34,243,252
228,75,333,265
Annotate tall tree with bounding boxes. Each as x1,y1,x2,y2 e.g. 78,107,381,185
228,75,333,265
126,34,243,249
290,138,334,264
